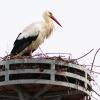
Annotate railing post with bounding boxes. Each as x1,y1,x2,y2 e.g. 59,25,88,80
51,60,55,81
5,60,9,81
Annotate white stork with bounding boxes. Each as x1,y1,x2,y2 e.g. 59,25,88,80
10,11,62,56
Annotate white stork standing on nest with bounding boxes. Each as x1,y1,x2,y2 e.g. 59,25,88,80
10,11,62,57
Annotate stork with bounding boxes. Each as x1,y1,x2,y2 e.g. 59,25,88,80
10,11,62,57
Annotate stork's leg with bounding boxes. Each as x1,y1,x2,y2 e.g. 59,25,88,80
39,46,48,57
29,48,32,56
22,48,33,57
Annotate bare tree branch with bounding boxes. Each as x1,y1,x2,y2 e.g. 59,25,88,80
72,49,94,61
91,48,100,72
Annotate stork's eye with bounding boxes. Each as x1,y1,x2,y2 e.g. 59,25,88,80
49,12,52,16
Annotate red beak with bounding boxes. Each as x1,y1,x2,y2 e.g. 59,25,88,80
50,15,62,27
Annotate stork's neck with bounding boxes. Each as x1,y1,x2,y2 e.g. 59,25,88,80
43,16,54,38
45,17,54,29
45,17,54,26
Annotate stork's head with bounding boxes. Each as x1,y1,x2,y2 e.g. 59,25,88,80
43,11,62,27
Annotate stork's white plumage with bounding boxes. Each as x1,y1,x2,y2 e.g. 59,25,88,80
11,11,62,56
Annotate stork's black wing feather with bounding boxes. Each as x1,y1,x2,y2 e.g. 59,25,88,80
11,33,38,55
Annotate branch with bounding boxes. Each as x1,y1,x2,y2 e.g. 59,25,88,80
92,88,100,97
91,48,100,72
72,49,94,61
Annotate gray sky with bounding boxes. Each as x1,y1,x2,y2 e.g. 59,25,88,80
0,0,100,99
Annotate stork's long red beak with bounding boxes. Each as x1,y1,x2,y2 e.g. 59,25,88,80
50,15,62,27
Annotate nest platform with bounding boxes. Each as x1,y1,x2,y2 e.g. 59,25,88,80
0,56,91,100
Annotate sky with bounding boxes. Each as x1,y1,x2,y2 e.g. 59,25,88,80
0,0,100,99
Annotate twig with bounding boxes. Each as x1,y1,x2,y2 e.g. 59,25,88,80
84,65,100,67
72,49,94,61
92,88,100,97
92,95,99,100
89,70,100,74
91,48,100,72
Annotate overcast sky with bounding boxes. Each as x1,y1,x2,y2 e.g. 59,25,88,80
0,0,100,99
